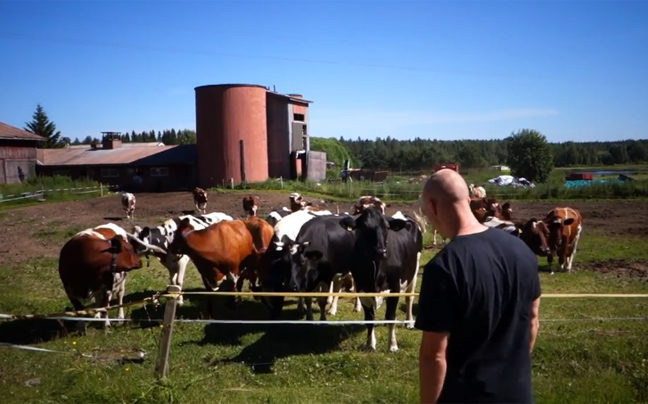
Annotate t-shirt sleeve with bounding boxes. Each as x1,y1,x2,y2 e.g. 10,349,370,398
414,260,458,333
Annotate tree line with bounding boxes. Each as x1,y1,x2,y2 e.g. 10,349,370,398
335,135,648,170
74,128,196,146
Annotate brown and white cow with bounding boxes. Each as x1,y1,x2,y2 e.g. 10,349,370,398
470,197,513,223
469,183,487,199
168,218,259,316
58,223,166,334
544,207,583,273
121,192,136,220
242,196,260,217
287,192,328,213
351,195,388,215
193,187,208,214
518,207,583,274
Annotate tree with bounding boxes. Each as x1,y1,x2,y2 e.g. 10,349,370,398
24,104,63,148
506,129,554,183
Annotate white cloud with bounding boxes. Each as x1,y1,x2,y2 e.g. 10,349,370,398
312,108,559,132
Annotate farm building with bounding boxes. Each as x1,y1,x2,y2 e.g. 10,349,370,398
36,133,197,192
195,84,327,188
0,121,47,184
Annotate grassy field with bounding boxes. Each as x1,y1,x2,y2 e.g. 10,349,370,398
0,176,109,210
220,164,648,202
0,215,647,404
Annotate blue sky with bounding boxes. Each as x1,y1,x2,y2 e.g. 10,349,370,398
0,0,646,143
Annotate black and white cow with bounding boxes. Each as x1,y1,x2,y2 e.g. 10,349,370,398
132,211,233,306
276,214,359,321
338,208,423,352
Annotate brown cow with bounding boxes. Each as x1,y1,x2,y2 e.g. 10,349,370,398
58,223,166,334
242,195,260,217
241,216,275,295
517,207,583,274
169,218,259,315
193,187,208,214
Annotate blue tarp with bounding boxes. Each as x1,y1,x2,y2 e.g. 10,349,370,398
564,179,623,189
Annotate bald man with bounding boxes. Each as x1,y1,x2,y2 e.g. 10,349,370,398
416,169,541,404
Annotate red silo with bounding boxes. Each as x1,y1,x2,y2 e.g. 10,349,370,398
195,84,269,187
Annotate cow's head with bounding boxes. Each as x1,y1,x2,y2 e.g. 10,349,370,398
544,213,575,259
168,218,195,256
340,208,407,261
242,196,259,216
289,193,307,212
501,202,513,221
100,235,143,272
517,218,551,257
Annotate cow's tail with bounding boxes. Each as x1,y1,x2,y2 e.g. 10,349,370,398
412,210,428,234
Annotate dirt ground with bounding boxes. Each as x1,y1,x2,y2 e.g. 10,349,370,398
0,190,646,271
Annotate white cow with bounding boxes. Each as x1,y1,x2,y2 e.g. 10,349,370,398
121,192,136,220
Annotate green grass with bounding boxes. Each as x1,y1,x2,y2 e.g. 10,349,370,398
216,165,648,202
0,176,107,210
1,222,647,403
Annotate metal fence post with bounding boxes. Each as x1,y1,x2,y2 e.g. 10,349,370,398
155,285,181,379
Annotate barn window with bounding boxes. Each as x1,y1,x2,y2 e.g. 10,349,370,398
101,168,119,178
151,167,169,177
293,113,305,121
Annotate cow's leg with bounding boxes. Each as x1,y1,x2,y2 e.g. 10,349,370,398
359,297,377,351
316,282,329,321
68,296,88,335
304,297,314,321
98,290,111,330
432,229,438,247
327,274,342,316
115,274,126,320
385,295,400,352
173,257,190,307
567,226,583,273
351,278,362,312
405,252,421,330
297,297,306,314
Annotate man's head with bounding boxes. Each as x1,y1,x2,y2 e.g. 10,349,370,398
420,169,477,239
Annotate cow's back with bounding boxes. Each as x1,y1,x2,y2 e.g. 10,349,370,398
244,216,275,252
187,220,255,265
59,235,109,295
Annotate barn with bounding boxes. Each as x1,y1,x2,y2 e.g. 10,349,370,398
0,121,47,184
195,84,327,188
37,133,197,192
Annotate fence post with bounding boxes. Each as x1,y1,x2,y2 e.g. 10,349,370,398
100,183,104,197
155,285,181,379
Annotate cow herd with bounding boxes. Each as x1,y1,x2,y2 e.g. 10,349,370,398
58,186,584,352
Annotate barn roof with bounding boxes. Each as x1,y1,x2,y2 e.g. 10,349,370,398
0,121,47,141
37,144,197,167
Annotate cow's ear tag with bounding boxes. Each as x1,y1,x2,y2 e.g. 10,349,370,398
346,226,353,231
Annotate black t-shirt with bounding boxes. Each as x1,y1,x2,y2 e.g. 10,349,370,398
415,227,541,404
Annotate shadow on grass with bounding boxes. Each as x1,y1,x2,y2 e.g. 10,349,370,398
0,317,75,345
103,216,125,221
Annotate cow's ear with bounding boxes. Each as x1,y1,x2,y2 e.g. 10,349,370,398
387,218,407,231
563,218,575,226
339,216,356,231
140,227,150,239
304,250,323,261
